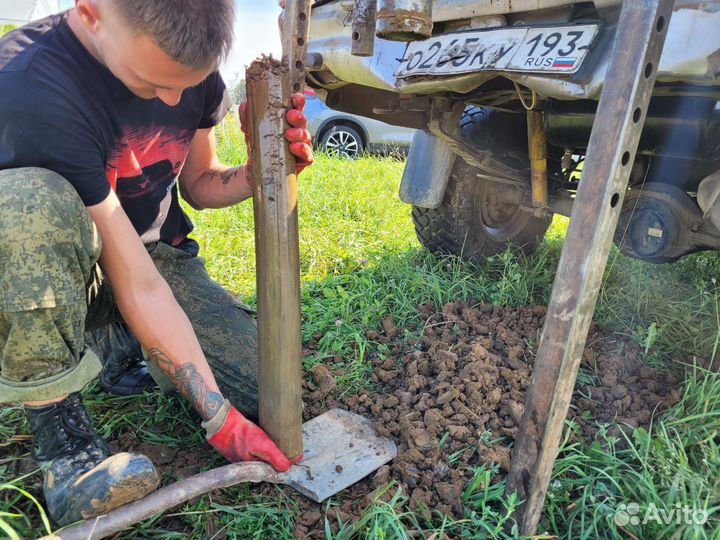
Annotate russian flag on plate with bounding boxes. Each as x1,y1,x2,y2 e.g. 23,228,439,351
552,57,577,69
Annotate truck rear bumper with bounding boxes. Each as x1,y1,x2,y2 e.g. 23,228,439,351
308,0,720,101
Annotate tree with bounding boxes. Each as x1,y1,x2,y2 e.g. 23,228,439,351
229,76,247,105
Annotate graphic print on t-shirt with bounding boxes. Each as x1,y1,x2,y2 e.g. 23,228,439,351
0,14,232,255
107,125,194,245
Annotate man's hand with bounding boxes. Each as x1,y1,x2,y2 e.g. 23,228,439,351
202,400,302,472
239,93,314,181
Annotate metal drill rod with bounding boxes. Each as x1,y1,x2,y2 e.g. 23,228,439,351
251,0,313,460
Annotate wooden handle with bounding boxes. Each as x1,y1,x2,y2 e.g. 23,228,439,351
38,463,283,540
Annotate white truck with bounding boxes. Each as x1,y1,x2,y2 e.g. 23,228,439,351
305,0,720,263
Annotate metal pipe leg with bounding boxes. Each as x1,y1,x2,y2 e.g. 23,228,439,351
352,0,377,57
505,0,676,535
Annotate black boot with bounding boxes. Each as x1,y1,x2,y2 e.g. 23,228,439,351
25,394,159,526
87,323,158,396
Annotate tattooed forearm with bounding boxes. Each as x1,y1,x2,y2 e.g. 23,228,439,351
209,166,242,185
147,348,225,420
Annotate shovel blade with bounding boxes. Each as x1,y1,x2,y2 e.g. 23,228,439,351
284,409,396,502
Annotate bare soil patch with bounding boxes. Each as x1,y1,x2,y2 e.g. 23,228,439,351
294,301,682,537
2,302,684,538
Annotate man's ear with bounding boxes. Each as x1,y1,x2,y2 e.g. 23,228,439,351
74,0,102,35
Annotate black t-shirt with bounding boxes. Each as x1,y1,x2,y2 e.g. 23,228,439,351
0,13,232,254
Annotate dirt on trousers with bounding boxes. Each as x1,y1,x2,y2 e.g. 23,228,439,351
62,301,682,538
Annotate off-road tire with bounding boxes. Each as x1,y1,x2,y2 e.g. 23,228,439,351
412,108,552,263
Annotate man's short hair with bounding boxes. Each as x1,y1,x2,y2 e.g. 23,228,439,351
112,0,235,70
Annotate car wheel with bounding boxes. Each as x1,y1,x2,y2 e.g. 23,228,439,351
320,125,364,159
412,107,553,263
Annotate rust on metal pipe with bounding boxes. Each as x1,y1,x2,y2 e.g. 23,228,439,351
527,108,548,208
352,0,377,57
376,0,433,41
246,57,303,460
281,0,312,94
505,0,675,535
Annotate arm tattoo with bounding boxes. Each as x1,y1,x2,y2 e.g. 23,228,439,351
147,348,225,420
209,166,242,185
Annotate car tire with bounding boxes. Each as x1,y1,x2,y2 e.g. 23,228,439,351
320,124,364,159
412,107,553,263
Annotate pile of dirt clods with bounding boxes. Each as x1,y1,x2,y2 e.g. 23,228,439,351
294,301,682,537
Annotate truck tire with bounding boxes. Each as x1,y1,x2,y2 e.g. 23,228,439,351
412,108,552,263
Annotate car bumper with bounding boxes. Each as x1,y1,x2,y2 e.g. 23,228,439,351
308,1,720,101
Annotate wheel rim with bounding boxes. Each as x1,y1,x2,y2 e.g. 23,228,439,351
481,190,521,233
324,129,360,159
477,151,532,242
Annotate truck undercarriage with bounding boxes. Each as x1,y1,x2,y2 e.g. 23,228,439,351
306,0,720,263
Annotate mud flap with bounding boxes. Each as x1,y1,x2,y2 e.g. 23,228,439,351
399,131,456,209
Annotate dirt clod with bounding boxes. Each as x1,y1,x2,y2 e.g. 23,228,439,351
70,301,685,539
307,363,337,401
382,315,401,338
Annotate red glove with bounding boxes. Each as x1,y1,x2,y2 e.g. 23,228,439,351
202,400,302,472
285,93,314,175
239,93,314,183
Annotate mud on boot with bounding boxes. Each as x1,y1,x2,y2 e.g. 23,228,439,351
25,393,159,526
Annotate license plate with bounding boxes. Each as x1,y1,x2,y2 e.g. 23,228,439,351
395,24,599,79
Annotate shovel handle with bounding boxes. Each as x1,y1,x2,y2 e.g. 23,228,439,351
39,463,284,540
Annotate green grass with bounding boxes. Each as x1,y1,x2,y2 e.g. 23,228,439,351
193,115,412,297
545,365,720,540
1,116,719,539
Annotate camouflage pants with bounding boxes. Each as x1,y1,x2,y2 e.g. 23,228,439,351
0,168,259,418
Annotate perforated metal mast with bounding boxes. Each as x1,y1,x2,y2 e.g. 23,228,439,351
505,0,675,534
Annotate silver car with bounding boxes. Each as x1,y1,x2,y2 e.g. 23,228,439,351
304,88,415,158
